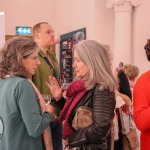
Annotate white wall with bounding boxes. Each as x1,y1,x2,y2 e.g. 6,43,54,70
0,0,150,75
0,0,55,35
0,12,5,48
54,0,95,39
95,0,114,52
132,0,150,75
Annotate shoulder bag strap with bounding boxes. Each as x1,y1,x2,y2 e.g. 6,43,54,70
119,108,126,132
44,56,58,80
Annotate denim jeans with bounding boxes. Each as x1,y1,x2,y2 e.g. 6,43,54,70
50,121,63,150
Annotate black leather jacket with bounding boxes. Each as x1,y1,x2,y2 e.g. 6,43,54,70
68,84,116,150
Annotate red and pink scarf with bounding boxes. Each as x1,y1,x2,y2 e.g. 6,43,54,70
59,80,87,140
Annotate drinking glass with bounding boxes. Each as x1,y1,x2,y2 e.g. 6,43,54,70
62,82,69,90
61,78,69,90
42,95,52,105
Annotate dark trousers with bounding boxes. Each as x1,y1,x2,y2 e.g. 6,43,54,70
50,121,63,150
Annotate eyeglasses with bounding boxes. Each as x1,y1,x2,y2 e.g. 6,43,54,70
27,55,39,60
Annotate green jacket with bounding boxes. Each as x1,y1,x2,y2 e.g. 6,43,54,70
32,49,60,95
0,76,52,150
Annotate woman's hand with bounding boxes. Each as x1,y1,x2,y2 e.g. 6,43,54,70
121,93,132,107
64,139,72,150
115,90,132,107
45,76,63,100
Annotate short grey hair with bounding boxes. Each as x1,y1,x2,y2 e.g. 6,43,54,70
0,36,39,79
73,40,118,91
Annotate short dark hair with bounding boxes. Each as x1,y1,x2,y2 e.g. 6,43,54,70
144,39,150,61
145,49,150,62
0,36,38,78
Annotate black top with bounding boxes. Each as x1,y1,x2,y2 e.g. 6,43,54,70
117,70,132,99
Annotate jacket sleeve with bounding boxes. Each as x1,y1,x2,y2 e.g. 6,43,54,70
68,87,115,148
51,97,66,111
15,80,53,138
134,76,150,131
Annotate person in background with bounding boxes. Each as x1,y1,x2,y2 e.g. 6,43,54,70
46,40,118,150
32,22,63,150
114,62,132,150
134,39,150,150
114,63,140,150
122,64,139,116
0,37,54,150
117,62,132,99
123,64,140,149
123,64,139,94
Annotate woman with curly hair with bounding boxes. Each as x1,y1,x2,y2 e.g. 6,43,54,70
0,36,54,150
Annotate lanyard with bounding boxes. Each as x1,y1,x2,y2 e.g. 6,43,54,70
44,56,58,80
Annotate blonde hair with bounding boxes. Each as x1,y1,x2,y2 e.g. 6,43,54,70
73,40,118,91
123,64,139,80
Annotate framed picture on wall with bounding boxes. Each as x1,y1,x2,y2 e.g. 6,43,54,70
60,28,86,86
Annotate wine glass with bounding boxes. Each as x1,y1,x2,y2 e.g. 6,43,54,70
62,82,69,99
61,78,69,90
62,82,69,90
42,95,52,105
